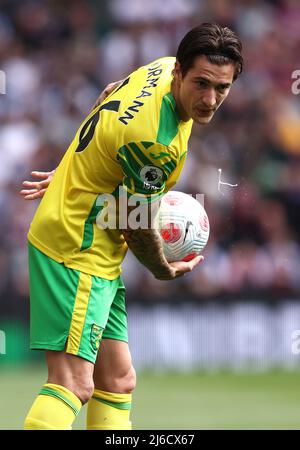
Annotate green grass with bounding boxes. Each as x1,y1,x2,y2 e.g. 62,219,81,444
1,366,300,429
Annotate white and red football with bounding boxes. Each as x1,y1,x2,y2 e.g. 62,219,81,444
158,191,210,262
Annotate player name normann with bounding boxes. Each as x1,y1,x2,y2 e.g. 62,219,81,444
118,62,163,125
105,434,139,447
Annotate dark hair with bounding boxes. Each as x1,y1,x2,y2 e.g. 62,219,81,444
176,23,243,81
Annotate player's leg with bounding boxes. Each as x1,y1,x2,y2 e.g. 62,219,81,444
24,242,120,430
24,351,94,430
87,339,136,430
87,277,136,430
93,339,136,393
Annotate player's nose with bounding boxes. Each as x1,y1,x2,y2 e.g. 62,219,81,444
201,87,216,108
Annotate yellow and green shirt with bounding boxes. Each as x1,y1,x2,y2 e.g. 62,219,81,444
28,57,193,279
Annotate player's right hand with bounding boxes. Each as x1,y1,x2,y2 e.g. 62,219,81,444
155,255,204,280
20,169,56,200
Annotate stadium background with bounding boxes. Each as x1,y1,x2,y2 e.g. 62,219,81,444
1,0,300,429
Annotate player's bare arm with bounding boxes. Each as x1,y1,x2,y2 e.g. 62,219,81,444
124,227,203,280
122,205,203,280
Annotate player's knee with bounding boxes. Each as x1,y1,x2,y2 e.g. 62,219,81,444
126,366,136,393
116,365,136,394
72,378,95,405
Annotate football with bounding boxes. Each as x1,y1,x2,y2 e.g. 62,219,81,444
157,191,210,262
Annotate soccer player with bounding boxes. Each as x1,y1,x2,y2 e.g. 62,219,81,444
21,23,243,430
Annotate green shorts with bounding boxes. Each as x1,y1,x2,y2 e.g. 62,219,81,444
28,242,128,363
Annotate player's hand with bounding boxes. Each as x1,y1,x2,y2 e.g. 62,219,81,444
91,79,124,110
155,255,204,280
20,169,56,200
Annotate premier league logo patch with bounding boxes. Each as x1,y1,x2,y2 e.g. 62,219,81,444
140,165,164,185
90,324,104,351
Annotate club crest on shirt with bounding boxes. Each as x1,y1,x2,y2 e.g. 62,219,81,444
90,324,104,351
140,165,164,186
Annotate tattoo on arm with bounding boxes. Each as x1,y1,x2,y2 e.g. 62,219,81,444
121,203,173,278
123,228,172,278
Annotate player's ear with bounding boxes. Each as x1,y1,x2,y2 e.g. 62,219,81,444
173,60,183,83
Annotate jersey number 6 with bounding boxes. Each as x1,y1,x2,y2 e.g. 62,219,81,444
75,100,120,153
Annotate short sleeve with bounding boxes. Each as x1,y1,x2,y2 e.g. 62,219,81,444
117,141,178,202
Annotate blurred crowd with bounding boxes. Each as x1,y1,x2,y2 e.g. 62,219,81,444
0,0,300,319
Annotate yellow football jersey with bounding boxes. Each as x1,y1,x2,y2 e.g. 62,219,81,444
28,57,193,279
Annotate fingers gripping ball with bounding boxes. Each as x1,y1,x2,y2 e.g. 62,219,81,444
158,191,210,262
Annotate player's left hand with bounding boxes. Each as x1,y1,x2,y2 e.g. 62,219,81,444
155,255,205,280
169,255,205,277
20,170,56,200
